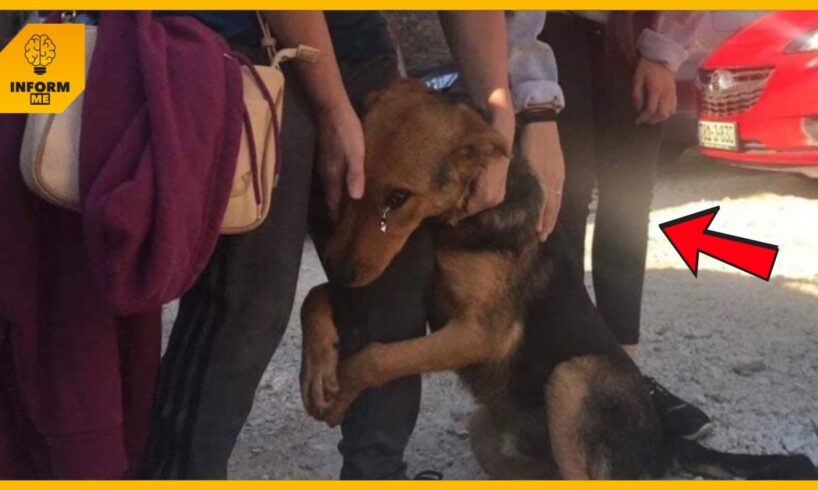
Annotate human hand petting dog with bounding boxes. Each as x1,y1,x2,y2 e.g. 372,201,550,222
633,57,678,125
264,11,366,222
316,100,366,221
440,11,516,217
464,106,515,216
521,122,565,241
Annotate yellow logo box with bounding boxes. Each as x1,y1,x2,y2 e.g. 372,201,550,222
0,23,85,113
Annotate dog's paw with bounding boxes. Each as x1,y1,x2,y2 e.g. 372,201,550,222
300,341,340,419
322,387,358,428
319,345,384,426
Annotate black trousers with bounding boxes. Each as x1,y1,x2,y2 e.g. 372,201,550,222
144,57,431,479
541,14,663,345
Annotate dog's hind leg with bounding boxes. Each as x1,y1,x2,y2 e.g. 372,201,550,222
468,405,557,479
545,355,661,479
545,356,597,479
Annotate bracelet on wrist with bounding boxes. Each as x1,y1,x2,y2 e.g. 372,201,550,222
517,107,558,125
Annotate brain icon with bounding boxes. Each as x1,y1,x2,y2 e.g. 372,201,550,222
25,34,56,74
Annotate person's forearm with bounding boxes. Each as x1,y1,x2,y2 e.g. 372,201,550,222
507,11,565,114
637,11,706,73
654,11,705,50
439,11,513,118
262,11,350,113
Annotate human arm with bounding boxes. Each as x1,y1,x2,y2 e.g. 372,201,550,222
439,11,516,216
520,121,564,241
633,11,705,124
262,11,364,219
506,11,567,240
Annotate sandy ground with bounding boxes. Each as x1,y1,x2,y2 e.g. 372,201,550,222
160,151,818,479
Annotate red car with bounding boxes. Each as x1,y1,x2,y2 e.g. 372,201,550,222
698,11,818,177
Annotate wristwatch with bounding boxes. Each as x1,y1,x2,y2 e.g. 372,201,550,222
517,104,559,126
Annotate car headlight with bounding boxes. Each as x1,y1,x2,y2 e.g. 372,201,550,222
785,29,818,53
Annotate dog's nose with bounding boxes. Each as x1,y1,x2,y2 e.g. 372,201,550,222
328,261,357,286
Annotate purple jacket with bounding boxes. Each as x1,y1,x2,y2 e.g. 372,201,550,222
0,11,243,478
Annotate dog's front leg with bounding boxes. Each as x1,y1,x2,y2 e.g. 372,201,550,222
320,316,520,426
300,283,341,419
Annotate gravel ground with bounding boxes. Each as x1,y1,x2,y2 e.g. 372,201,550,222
384,11,451,69
160,151,818,479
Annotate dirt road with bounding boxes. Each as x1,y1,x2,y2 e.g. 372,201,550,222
169,153,817,479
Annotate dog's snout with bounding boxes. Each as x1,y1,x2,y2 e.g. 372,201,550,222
328,260,357,286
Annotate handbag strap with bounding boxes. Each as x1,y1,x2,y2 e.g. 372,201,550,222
255,11,321,68
255,11,276,65
231,51,282,206
227,17,319,206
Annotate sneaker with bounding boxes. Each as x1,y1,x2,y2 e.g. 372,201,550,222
414,470,444,480
644,376,714,440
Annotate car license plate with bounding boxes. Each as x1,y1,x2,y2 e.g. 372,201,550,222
699,120,738,151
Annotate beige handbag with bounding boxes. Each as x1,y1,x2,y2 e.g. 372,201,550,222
19,23,96,211
19,13,319,234
221,15,319,234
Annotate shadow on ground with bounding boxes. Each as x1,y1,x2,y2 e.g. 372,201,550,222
656,153,818,210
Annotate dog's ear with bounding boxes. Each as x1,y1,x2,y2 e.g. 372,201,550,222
450,127,510,171
451,100,511,163
437,126,510,225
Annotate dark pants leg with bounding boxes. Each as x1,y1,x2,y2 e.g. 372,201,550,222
543,14,662,345
590,54,662,345
310,216,432,480
144,74,317,479
146,56,432,480
541,15,598,271
309,55,434,480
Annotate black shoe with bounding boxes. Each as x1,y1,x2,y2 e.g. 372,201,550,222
414,470,444,480
644,376,714,440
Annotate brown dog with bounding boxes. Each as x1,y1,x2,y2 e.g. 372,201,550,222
299,79,817,479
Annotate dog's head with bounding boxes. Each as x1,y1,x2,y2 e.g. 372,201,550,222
324,79,510,287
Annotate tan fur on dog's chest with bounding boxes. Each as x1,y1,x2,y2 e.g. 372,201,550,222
435,250,514,316
433,249,525,378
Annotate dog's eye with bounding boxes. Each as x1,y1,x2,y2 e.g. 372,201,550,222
385,189,411,211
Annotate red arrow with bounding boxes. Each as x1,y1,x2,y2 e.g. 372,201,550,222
659,206,779,281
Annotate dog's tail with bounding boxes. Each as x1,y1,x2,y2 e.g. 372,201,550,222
668,437,817,479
